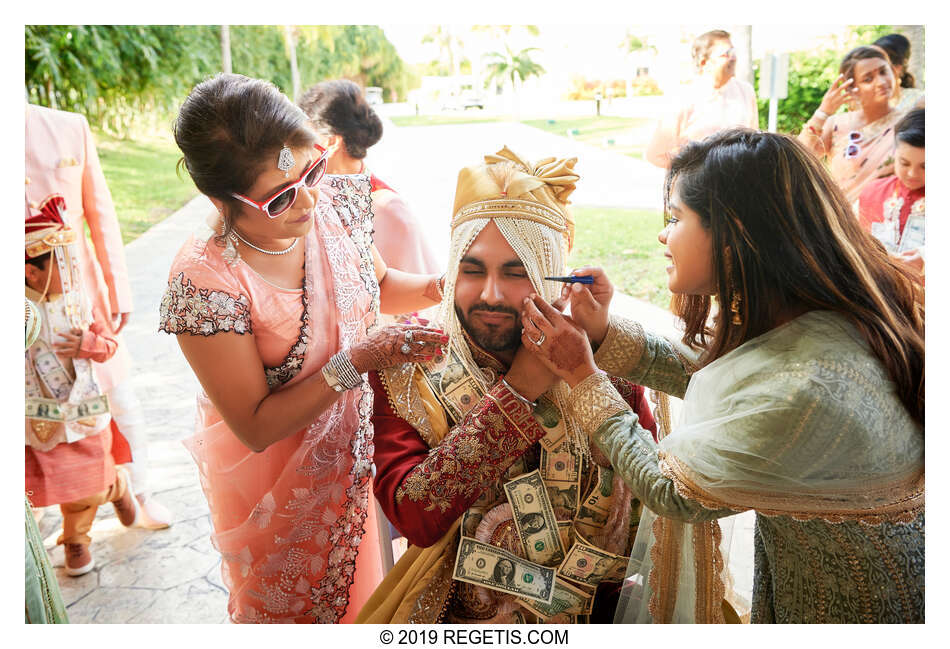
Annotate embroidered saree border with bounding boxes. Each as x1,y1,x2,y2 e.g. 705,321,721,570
692,520,726,623
661,452,924,525
647,516,682,623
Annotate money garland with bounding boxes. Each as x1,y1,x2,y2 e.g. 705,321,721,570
429,345,639,620
454,442,636,621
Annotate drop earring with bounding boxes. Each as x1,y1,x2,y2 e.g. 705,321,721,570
730,290,742,326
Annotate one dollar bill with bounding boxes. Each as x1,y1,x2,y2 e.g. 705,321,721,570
534,397,566,451
557,533,629,586
26,394,109,422
453,538,555,605
519,577,594,619
504,470,566,566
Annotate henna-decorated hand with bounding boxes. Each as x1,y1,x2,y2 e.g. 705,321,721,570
521,294,598,388
556,266,613,347
350,324,448,373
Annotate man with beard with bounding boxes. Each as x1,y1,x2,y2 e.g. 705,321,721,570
356,147,657,624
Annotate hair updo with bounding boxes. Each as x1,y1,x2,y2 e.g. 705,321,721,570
874,33,915,89
173,73,317,240
298,79,383,160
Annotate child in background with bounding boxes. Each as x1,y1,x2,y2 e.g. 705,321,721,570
857,108,925,274
25,195,138,576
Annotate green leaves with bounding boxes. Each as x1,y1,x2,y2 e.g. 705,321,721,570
25,25,410,135
754,24,896,133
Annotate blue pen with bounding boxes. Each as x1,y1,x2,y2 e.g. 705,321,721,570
544,275,594,285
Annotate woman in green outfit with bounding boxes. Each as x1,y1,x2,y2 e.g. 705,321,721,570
520,129,924,623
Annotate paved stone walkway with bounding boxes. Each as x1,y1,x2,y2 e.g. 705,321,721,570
36,120,751,623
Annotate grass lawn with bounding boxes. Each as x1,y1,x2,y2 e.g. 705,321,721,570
522,116,652,160
569,205,671,309
94,129,198,244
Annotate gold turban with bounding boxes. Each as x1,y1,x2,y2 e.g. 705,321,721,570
451,146,579,253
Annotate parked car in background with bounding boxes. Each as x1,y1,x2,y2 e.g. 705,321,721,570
440,90,485,111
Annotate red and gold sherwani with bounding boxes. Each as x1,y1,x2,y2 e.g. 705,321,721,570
362,337,657,623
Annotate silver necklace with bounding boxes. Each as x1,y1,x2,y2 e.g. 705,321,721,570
230,229,298,256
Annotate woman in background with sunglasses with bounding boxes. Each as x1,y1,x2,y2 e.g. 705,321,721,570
798,45,920,205
159,74,447,623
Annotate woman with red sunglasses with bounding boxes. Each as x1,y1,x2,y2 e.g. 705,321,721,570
159,73,448,623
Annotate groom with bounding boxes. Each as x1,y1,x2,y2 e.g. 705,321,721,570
356,147,657,623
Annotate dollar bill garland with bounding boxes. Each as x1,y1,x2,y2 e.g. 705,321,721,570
540,438,582,521
504,470,566,566
26,394,110,422
574,466,615,540
534,396,566,451
460,508,485,538
453,538,556,605
420,347,485,423
557,521,574,552
557,531,628,586
519,577,595,619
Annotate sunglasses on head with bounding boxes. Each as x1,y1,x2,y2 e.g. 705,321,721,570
231,143,329,218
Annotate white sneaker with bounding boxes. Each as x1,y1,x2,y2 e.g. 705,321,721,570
135,494,172,530
64,543,95,577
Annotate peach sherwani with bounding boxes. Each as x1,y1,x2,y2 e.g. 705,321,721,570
25,104,132,392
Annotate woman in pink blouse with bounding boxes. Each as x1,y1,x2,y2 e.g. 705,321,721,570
646,29,759,169
160,74,447,623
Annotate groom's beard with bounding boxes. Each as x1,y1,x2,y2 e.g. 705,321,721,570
454,302,522,352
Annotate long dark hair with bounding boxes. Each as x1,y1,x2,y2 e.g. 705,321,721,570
874,33,916,88
173,73,316,242
666,129,924,424
298,79,383,160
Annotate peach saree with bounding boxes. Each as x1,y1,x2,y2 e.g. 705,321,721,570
160,176,384,623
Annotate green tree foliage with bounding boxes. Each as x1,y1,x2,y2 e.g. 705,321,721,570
25,25,411,135
754,25,895,133
484,46,545,91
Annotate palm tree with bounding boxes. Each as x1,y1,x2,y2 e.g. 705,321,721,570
483,45,545,117
484,46,544,91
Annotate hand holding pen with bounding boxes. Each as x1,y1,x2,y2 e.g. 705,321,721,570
544,274,595,285
548,267,614,347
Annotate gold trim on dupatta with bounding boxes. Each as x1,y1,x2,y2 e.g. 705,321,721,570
660,452,924,526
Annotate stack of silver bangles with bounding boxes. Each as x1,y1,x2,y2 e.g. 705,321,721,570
322,350,362,392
